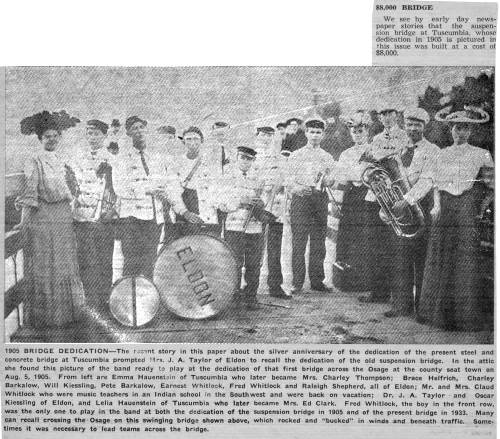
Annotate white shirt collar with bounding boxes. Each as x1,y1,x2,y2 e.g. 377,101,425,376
450,141,470,149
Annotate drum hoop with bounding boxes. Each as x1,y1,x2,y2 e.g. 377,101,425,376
109,275,161,328
156,232,239,262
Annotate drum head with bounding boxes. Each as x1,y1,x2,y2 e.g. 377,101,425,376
109,276,160,327
154,234,238,319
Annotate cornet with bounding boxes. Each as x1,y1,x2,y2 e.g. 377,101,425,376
314,170,342,217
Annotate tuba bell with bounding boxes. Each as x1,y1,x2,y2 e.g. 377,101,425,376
361,153,425,239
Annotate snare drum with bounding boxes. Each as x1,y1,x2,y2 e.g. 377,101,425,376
108,276,161,327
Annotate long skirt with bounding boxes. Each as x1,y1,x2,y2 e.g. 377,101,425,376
364,201,395,300
419,186,485,331
333,184,373,291
24,201,85,328
74,221,114,309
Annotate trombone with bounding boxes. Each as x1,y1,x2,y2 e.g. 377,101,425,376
242,180,267,233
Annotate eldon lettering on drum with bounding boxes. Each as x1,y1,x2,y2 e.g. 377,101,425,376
176,246,215,306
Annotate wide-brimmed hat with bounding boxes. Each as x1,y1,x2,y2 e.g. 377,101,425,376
435,105,490,124
20,110,80,138
340,111,372,128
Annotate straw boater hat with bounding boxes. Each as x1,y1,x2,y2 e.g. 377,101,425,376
435,105,490,124
340,111,372,128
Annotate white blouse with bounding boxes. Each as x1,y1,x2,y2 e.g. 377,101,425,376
434,143,494,196
336,143,370,186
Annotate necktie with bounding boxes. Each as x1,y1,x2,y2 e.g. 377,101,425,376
221,146,226,173
139,150,150,176
401,147,415,168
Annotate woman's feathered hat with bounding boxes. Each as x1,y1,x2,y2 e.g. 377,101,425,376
340,111,372,128
435,105,490,124
20,110,80,139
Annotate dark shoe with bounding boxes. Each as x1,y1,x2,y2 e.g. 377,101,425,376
359,294,389,304
291,286,303,295
269,287,292,300
311,283,333,293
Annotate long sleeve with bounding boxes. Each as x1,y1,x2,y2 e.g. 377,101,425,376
403,178,433,206
403,153,437,205
401,141,440,205
16,157,39,209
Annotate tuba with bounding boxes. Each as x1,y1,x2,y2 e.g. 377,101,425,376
361,152,425,239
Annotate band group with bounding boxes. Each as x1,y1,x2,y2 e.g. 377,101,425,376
13,101,494,333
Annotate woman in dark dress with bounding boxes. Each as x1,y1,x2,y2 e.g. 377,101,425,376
418,106,493,331
14,111,85,328
333,111,376,291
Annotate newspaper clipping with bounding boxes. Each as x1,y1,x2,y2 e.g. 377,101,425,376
373,0,497,65
1,2,497,439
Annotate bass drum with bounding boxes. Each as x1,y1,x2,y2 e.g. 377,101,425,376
109,276,161,327
154,234,239,319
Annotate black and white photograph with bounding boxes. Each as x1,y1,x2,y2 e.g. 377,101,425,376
4,66,494,344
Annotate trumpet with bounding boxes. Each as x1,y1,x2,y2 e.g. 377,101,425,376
314,170,342,217
361,153,425,239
